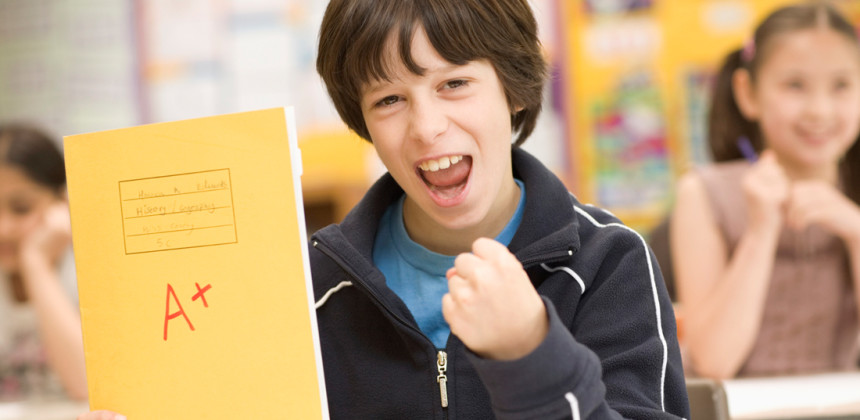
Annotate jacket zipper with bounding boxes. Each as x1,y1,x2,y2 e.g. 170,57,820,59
437,350,448,408
313,239,453,414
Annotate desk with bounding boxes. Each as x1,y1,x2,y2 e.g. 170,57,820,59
0,397,88,420
723,371,860,419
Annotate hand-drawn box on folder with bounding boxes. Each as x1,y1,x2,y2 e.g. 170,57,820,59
119,169,238,254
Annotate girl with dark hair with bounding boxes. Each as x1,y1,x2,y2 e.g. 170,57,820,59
671,2,860,379
0,124,87,400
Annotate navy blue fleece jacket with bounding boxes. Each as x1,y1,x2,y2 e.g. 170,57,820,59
309,148,689,419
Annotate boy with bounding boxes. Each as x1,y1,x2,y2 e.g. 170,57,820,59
80,0,689,418
312,0,689,418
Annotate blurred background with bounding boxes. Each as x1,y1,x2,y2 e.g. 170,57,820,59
2,0,859,236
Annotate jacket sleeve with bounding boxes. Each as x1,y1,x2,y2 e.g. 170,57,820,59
466,241,689,419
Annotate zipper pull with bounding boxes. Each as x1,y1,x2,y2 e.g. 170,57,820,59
437,351,448,408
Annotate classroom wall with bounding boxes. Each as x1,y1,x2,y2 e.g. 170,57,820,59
0,1,341,140
2,0,858,233
0,0,140,137
0,0,563,232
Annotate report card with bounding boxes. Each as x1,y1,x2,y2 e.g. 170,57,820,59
64,107,328,419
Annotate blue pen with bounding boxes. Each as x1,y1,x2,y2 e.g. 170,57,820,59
737,136,758,162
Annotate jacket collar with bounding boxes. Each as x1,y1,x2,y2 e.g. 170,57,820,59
508,148,580,265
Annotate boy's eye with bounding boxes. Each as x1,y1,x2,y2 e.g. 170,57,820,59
11,204,33,216
444,79,468,90
833,79,851,92
786,80,804,90
376,95,400,107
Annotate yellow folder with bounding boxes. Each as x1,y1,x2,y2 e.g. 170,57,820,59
64,107,328,419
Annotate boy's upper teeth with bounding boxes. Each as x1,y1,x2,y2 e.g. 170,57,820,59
420,155,462,172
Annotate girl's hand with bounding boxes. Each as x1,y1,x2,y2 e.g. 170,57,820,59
442,237,547,360
77,411,126,420
786,180,860,243
742,150,790,232
20,200,72,268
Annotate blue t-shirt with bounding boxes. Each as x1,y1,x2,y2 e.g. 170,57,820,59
373,180,525,349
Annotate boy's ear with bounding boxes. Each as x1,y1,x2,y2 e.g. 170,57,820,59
732,69,759,120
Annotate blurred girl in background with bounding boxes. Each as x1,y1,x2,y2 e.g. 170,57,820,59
0,123,86,400
671,2,860,379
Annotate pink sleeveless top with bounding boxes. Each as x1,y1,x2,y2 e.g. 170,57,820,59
698,161,858,377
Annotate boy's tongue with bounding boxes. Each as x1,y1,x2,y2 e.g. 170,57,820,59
421,158,471,195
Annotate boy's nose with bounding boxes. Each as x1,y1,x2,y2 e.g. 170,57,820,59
407,99,448,145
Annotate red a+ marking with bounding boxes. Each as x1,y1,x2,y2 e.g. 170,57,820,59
192,282,212,307
164,283,194,341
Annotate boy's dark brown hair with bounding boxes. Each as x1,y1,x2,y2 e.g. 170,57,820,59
316,0,548,146
707,2,860,202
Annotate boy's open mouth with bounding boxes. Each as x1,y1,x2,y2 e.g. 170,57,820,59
418,155,472,201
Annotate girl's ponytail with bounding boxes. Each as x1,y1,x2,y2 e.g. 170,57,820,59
706,48,761,163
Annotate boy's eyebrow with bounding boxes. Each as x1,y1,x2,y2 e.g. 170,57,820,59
362,61,469,95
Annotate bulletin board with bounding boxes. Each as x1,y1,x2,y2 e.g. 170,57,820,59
557,0,798,232
136,0,339,130
0,0,140,139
